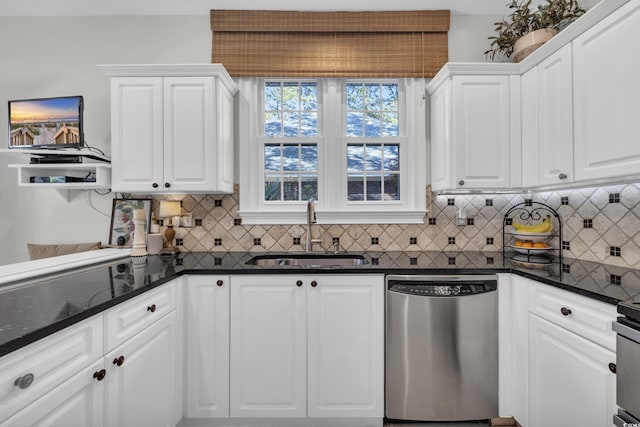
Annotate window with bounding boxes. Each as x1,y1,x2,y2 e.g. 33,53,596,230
238,78,426,224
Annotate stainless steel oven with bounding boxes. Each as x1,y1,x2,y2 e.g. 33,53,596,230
613,302,640,426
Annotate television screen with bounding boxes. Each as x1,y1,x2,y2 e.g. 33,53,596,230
8,95,84,149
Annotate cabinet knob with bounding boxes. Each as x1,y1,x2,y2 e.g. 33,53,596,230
296,280,303,287
113,355,125,367
147,304,157,313
609,362,617,374
311,280,318,287
558,173,567,180
217,280,224,287
93,369,106,381
164,182,171,188
560,307,572,316
14,373,35,389
458,180,465,186
152,182,159,188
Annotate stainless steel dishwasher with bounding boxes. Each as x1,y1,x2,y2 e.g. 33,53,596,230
385,274,498,422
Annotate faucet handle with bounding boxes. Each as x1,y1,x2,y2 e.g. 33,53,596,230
333,241,340,254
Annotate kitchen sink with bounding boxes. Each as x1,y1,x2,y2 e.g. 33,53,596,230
246,254,369,267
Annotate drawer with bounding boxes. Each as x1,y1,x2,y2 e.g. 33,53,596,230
105,281,176,350
528,282,617,351
0,315,103,423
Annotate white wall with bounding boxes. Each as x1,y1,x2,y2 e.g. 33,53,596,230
0,13,498,265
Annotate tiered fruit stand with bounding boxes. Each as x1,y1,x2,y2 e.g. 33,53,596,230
502,201,563,269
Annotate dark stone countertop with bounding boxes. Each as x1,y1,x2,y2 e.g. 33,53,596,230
1,251,639,357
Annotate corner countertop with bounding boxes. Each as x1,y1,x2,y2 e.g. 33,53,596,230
1,250,639,358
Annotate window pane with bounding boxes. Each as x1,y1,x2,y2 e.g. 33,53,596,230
283,112,300,137
265,83,282,111
365,112,381,137
366,175,382,200
346,112,363,137
282,83,300,110
381,84,398,111
301,145,317,171
301,83,318,111
384,174,400,200
264,81,317,137
383,145,399,171
347,176,365,201
265,112,282,137
265,144,282,171
283,175,299,201
282,145,300,171
264,143,318,202
346,84,363,110
300,112,318,136
347,145,364,172
265,175,281,201
365,144,382,171
382,112,399,136
301,175,318,200
364,84,381,111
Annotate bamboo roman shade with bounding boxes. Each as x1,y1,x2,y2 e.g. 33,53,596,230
210,10,450,78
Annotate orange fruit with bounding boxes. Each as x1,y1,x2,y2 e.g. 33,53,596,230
521,242,534,248
533,242,548,249
514,241,524,247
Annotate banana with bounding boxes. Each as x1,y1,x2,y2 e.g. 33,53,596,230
512,216,553,233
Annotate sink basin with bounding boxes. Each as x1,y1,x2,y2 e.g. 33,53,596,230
246,254,368,267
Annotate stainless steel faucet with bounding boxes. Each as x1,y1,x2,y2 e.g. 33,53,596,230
305,199,322,252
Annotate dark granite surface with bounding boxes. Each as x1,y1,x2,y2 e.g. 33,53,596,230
1,250,639,357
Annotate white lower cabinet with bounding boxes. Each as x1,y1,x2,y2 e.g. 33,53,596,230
105,310,178,427
500,275,617,427
229,274,384,419
528,314,616,427
1,360,105,427
185,275,230,418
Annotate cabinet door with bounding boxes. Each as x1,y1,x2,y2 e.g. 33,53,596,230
185,275,229,418
163,77,217,193
430,80,453,191
521,67,539,189
538,44,573,186
1,360,104,427
528,314,616,427
452,75,511,189
307,275,384,418
105,311,177,427
214,80,235,193
573,0,640,181
230,275,307,417
110,77,164,193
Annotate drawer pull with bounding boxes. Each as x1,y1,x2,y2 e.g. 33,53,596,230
311,280,318,287
14,373,35,389
217,280,224,287
113,355,125,367
296,280,303,287
93,369,106,381
609,363,617,374
147,304,157,313
560,307,572,316
558,173,567,180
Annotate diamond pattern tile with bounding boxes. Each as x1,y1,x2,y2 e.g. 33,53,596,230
143,183,640,269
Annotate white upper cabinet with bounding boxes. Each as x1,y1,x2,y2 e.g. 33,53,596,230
572,0,640,182
427,65,521,192
521,44,574,188
100,64,238,194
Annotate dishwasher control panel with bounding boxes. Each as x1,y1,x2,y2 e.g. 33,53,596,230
386,275,497,297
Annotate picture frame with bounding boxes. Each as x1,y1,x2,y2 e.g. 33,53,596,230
108,199,152,246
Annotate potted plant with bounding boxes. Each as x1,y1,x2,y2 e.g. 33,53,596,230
485,0,586,62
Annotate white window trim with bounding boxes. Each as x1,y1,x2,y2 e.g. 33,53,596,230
237,77,427,225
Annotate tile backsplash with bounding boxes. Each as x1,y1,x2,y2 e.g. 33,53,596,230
150,182,640,269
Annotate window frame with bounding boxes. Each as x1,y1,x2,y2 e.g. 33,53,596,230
237,77,426,224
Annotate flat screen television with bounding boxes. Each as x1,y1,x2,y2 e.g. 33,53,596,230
8,95,84,149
